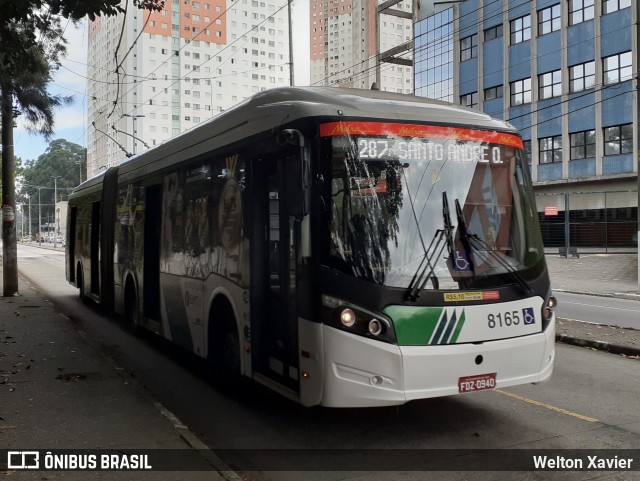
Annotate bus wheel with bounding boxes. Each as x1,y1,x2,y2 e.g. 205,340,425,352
124,281,143,337
77,266,87,303
208,312,240,385
221,324,241,382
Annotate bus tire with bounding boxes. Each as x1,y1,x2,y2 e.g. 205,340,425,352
221,323,241,382
208,300,240,385
124,279,143,337
77,265,88,303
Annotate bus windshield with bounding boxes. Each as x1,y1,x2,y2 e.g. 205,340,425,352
320,121,545,290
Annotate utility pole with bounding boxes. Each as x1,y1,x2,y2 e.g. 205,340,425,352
288,0,294,86
37,186,42,242
636,1,640,291
76,160,83,184
27,194,31,242
1,86,18,296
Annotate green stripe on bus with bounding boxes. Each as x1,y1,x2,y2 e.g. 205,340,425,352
449,309,466,344
384,305,468,346
383,305,443,346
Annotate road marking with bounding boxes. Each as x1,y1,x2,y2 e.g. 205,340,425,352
558,299,640,313
495,389,599,423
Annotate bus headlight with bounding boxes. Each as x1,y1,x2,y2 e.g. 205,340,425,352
368,319,383,336
542,294,557,322
340,308,356,327
322,295,397,344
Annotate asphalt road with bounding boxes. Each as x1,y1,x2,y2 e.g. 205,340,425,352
15,244,640,481
554,291,640,329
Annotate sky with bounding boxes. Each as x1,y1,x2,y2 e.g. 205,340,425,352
14,0,311,162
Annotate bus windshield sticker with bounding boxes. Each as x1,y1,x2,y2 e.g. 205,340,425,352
443,291,500,302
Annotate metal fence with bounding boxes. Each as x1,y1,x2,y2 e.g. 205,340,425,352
536,191,638,254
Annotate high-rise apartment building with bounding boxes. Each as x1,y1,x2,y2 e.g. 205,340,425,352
310,0,414,92
414,0,638,250
87,0,291,177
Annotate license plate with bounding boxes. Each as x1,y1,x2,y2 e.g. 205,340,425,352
458,373,497,393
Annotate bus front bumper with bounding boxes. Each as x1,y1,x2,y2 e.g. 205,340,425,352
320,321,555,408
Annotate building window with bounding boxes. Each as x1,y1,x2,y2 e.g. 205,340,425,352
460,34,478,61
484,85,503,100
523,140,532,165
510,15,531,44
603,51,632,84
603,0,631,14
460,92,478,108
569,61,595,92
603,124,633,155
569,0,595,25
484,24,502,41
570,130,596,159
510,78,531,106
538,4,561,35
539,135,563,164
539,70,562,99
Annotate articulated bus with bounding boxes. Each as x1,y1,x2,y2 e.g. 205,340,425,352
66,87,556,407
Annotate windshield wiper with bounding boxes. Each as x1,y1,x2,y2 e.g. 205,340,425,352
467,234,533,295
406,229,445,301
454,199,475,275
453,199,532,295
406,192,457,301
442,192,455,261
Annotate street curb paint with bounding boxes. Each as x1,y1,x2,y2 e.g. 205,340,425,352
555,334,640,358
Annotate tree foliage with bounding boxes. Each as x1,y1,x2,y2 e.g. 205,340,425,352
0,0,164,23
18,139,86,234
2,19,73,137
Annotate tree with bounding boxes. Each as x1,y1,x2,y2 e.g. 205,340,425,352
1,0,164,296
19,139,86,235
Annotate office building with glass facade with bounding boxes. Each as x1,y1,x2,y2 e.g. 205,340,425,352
414,0,638,250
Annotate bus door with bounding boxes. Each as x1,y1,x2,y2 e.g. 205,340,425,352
143,184,162,322
251,158,300,392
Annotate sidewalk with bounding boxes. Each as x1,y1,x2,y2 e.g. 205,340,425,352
0,275,232,480
545,251,639,299
545,252,640,358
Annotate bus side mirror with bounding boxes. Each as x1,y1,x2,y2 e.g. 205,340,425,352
278,129,309,218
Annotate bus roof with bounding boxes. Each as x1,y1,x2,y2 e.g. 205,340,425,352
97,87,518,181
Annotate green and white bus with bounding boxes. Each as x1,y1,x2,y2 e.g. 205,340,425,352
66,87,556,407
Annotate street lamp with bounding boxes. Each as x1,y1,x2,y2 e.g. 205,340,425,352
52,176,61,248
122,113,145,154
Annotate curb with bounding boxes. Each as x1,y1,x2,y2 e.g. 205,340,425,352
555,334,640,358
552,288,640,301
